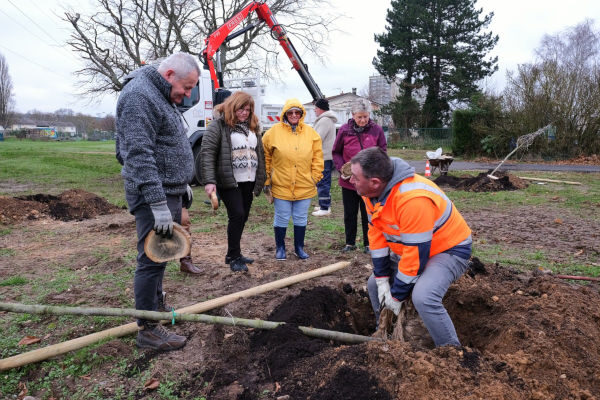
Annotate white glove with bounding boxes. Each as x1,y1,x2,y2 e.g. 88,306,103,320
385,297,404,316
182,184,193,209
150,201,173,238
375,278,393,308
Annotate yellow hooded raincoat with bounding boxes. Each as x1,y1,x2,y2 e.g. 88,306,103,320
262,98,324,201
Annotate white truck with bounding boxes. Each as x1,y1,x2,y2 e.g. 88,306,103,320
175,1,335,183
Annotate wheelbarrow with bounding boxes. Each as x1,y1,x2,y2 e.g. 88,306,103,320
428,155,453,175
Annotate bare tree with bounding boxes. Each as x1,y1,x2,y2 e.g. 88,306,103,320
63,0,337,95
503,19,600,155
0,53,15,129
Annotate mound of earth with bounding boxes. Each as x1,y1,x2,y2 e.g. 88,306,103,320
0,189,121,223
434,171,528,192
179,261,600,400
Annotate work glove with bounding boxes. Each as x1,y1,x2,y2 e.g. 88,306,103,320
263,185,274,204
182,184,193,209
385,297,404,316
150,201,173,238
375,277,393,309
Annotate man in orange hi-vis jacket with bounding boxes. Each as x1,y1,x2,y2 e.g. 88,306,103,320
349,147,472,347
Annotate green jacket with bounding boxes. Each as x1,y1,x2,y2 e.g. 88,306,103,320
200,117,266,196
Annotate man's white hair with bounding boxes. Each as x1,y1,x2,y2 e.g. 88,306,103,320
157,52,200,78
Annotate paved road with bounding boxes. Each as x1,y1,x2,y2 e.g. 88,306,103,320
406,160,600,173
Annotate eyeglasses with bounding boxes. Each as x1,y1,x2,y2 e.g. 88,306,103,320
286,110,302,116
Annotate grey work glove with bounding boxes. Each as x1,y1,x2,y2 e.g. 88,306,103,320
182,184,193,209
150,201,173,238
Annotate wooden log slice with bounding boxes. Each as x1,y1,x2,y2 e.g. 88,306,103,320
144,222,191,263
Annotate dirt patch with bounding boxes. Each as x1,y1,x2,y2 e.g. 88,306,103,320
0,189,121,223
1,189,600,399
434,171,528,192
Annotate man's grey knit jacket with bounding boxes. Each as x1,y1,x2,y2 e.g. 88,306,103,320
116,66,194,205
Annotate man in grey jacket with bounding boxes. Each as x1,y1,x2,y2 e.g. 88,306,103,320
116,52,198,351
312,98,338,216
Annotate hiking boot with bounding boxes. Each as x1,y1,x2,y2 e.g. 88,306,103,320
180,256,203,274
311,208,331,217
230,257,249,272
136,322,186,351
363,246,370,254
225,255,254,264
157,291,174,312
341,244,357,253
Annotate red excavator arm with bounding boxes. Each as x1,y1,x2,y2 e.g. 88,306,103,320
201,1,324,101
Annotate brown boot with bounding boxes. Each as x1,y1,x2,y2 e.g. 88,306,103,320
136,322,186,351
180,256,202,274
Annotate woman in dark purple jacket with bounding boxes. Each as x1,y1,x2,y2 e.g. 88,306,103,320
332,98,387,253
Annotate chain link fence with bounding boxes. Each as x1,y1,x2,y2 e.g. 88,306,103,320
387,128,452,149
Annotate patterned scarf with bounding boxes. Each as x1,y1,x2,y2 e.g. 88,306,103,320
351,118,372,134
232,121,250,136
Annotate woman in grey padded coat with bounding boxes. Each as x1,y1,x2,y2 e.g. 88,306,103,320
201,91,266,272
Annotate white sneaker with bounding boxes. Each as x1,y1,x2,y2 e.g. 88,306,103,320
312,208,331,216
313,206,321,211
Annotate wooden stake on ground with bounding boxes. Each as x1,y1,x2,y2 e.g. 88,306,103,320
0,261,350,371
0,302,379,346
518,177,582,185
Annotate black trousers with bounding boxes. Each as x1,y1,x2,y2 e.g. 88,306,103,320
218,181,255,260
126,192,182,325
342,187,369,247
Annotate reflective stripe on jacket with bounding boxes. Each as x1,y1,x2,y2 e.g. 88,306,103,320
365,161,472,301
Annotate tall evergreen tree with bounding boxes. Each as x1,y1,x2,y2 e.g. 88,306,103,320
374,0,498,127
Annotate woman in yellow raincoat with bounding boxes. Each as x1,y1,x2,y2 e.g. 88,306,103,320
262,98,323,260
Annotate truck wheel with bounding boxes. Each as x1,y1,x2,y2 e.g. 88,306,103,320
192,141,203,185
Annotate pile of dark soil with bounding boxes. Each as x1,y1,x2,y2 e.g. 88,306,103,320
434,171,528,192
0,189,120,223
187,262,600,400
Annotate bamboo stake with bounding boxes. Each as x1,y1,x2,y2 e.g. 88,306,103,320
0,261,350,371
0,302,379,345
518,177,582,185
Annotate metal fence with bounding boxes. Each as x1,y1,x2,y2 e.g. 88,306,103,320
387,128,452,149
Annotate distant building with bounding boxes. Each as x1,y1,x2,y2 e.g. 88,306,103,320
303,88,383,127
369,75,398,105
10,119,77,138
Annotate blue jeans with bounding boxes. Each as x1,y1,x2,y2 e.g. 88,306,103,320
367,252,469,347
273,198,311,227
316,160,333,210
126,192,182,326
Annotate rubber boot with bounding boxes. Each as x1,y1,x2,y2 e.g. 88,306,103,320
293,225,309,259
274,227,287,260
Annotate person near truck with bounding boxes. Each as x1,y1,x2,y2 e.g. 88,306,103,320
349,147,472,347
311,98,338,217
262,98,324,260
116,52,199,351
332,98,387,254
201,91,266,273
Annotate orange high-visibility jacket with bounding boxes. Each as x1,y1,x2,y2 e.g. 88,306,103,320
364,158,472,301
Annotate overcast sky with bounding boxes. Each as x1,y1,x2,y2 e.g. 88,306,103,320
1,0,599,117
